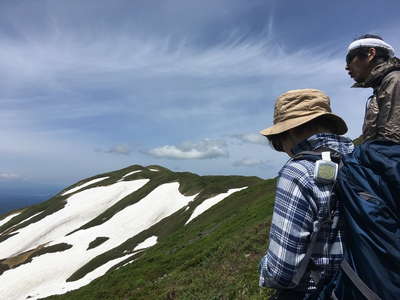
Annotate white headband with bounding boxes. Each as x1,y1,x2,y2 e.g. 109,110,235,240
347,38,395,57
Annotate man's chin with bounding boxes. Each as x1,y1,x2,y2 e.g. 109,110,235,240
353,77,364,83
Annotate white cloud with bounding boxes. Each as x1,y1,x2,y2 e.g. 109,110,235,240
232,133,268,145
146,139,228,160
0,172,20,180
233,158,266,167
105,145,131,155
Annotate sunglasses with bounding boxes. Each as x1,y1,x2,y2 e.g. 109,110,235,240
346,52,357,65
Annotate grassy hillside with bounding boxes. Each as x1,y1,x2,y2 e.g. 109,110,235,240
44,178,277,300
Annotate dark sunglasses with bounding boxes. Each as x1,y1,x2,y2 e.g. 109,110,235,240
346,52,357,65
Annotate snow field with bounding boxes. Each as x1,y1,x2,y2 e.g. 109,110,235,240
0,182,195,300
185,187,248,225
0,181,247,300
134,236,158,251
61,176,110,196
1,211,45,236
0,179,150,258
14,211,44,226
0,212,21,229
121,170,142,179
56,253,136,295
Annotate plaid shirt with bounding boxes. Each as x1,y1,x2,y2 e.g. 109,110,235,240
259,133,354,292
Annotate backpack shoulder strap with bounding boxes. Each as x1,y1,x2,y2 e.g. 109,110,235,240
340,259,382,300
290,147,341,287
293,147,341,163
293,150,323,161
291,216,334,286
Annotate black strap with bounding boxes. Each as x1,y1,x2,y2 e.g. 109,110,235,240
293,148,341,163
291,217,333,286
340,259,382,300
293,150,322,161
270,290,306,300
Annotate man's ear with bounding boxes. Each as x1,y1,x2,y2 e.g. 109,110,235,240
367,48,377,62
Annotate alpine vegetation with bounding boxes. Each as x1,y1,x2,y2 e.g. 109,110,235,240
0,164,272,300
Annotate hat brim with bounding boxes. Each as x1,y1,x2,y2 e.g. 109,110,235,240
259,112,348,137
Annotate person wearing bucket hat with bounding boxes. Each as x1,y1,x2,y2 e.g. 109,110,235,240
345,34,400,143
258,89,354,300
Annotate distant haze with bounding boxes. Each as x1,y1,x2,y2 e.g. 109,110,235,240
0,183,62,215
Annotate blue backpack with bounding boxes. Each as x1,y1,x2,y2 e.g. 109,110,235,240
296,140,400,300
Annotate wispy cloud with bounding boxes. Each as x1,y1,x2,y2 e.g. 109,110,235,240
231,133,268,145
2,1,399,184
0,31,368,181
146,139,228,160
0,172,20,180
0,28,359,133
102,145,132,155
233,158,266,167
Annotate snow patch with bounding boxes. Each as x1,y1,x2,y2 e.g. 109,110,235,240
185,187,248,225
149,168,159,172
134,236,158,251
0,212,21,229
61,177,110,196
60,253,135,294
121,170,142,178
120,258,137,268
15,211,43,226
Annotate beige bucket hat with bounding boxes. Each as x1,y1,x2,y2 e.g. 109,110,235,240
260,89,348,137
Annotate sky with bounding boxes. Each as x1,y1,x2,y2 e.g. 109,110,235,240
1,0,400,202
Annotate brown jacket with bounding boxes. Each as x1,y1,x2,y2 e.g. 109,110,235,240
353,57,400,143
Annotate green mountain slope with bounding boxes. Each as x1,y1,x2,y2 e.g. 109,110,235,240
45,181,276,299
0,165,276,299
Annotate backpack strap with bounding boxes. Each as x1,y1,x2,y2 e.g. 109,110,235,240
294,147,341,209
292,147,340,286
293,148,341,164
291,216,334,286
293,150,323,161
340,259,382,300
290,148,341,288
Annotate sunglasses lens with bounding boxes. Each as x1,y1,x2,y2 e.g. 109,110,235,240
346,54,353,65
346,49,359,65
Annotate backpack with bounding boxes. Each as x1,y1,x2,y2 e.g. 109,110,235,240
294,140,400,300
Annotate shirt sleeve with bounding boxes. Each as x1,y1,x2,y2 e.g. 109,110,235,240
259,160,316,288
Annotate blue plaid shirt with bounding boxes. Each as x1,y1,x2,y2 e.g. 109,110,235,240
259,133,354,292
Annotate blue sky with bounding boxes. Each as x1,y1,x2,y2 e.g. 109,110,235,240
1,0,400,192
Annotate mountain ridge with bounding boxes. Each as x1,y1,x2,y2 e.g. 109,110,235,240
0,164,274,299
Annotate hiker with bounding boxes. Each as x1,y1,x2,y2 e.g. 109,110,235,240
258,89,354,300
345,34,400,143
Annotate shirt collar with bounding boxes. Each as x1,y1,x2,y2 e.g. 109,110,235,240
291,133,354,155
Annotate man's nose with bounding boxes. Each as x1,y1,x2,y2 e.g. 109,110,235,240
345,64,349,71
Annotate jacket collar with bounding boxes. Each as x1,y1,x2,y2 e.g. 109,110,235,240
352,57,400,89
